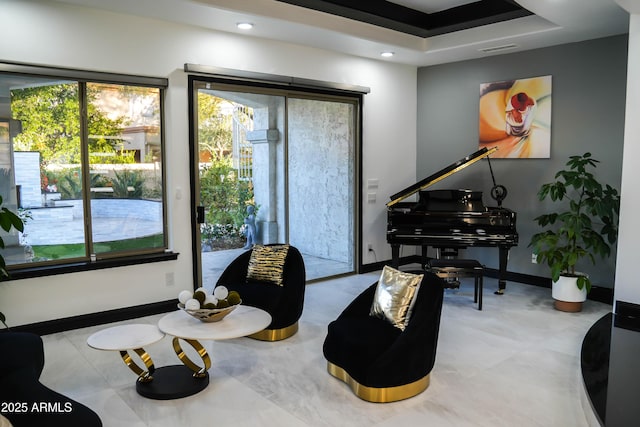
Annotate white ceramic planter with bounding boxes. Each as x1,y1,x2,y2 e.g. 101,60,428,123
552,274,587,302
552,274,587,312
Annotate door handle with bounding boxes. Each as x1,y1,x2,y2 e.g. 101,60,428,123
196,206,205,224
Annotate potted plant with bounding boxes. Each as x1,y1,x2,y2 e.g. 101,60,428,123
529,153,620,312
0,194,24,329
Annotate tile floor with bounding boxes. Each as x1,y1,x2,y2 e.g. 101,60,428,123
39,270,610,427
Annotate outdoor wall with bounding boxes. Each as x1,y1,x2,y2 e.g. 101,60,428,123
0,0,417,326
288,98,354,264
12,151,40,207
416,35,628,290
21,199,162,247
43,199,162,221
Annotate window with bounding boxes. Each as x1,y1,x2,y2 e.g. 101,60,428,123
0,64,168,273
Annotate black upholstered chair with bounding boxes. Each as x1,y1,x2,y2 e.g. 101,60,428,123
216,244,306,341
322,271,445,403
0,332,102,427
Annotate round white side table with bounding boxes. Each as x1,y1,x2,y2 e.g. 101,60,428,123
87,324,164,384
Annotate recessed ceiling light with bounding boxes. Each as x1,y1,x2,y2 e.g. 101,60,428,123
237,22,254,30
380,51,394,58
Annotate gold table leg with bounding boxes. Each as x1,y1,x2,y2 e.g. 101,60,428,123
119,348,155,383
171,337,211,378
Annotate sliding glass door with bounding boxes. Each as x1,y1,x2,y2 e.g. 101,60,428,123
190,79,359,289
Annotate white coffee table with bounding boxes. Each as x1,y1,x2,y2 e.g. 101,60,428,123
149,305,271,399
87,324,165,384
86,306,271,400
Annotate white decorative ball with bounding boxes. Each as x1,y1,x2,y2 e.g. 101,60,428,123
185,298,201,310
178,290,193,304
204,295,218,306
214,286,229,299
195,286,208,295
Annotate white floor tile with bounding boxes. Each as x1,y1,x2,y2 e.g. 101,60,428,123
38,274,609,426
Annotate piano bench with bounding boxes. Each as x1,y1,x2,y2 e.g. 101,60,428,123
427,259,484,310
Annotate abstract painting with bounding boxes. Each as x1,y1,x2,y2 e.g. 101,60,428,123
479,75,552,158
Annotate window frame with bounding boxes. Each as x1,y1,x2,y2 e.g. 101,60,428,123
187,75,364,286
0,62,173,278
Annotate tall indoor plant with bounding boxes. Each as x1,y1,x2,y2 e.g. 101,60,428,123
0,195,24,329
529,153,620,312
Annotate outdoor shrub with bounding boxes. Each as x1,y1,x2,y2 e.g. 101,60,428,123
199,158,254,229
40,169,59,193
112,170,144,198
200,222,245,251
201,223,243,241
51,168,108,199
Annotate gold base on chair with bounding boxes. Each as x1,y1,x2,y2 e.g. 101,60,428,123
248,322,298,341
326,362,430,403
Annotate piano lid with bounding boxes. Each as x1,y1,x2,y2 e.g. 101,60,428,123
387,146,498,207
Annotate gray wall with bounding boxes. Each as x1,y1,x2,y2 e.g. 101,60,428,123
417,35,628,289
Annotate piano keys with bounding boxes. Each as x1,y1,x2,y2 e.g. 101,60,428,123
386,147,518,293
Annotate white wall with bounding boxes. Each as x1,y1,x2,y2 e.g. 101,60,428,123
615,12,640,306
0,0,417,326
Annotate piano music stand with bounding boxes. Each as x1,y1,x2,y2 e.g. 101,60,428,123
428,259,484,310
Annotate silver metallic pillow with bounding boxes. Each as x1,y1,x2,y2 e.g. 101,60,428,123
370,266,424,331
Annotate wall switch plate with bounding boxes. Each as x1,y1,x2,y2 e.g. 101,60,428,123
166,272,175,286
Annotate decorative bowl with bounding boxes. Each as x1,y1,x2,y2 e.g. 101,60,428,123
178,301,241,323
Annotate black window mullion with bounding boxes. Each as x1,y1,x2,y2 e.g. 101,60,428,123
159,88,169,250
78,82,94,259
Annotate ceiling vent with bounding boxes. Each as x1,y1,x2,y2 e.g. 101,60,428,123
478,44,518,53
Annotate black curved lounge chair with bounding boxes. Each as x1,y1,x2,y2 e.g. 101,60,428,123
0,332,102,427
322,271,445,402
216,244,306,341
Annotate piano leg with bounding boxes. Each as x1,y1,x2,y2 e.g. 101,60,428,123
391,244,400,268
495,246,509,295
421,245,429,270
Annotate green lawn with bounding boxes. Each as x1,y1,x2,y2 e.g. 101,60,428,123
32,234,164,259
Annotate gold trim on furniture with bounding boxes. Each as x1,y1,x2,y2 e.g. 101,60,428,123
119,348,155,383
171,337,211,378
386,146,498,207
248,322,298,341
326,362,430,403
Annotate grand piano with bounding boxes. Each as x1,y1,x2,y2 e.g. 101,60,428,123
386,147,518,293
